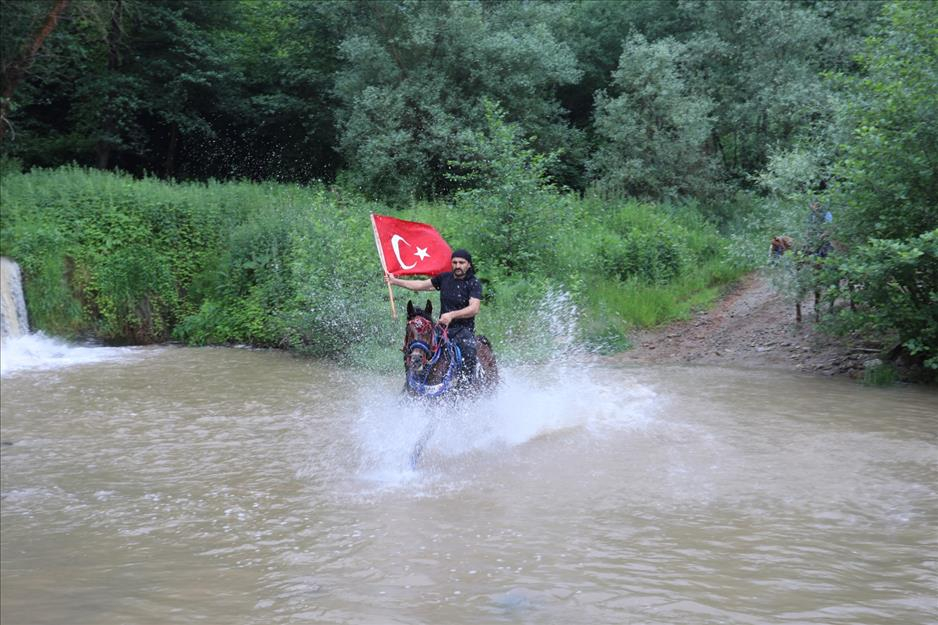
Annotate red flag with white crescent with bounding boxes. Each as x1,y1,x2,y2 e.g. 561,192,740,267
371,214,452,276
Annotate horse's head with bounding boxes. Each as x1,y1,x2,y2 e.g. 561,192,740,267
404,300,436,374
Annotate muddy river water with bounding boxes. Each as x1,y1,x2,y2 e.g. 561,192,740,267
1,343,936,624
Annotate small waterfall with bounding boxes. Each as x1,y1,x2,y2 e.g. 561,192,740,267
1,256,29,339
1,256,137,376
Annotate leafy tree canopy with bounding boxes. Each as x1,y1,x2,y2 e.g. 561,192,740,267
332,0,581,202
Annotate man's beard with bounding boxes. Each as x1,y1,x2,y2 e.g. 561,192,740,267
453,268,466,278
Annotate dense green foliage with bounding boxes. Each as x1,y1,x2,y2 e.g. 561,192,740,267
827,232,937,368
716,1,938,377
588,33,719,201
0,117,741,365
331,1,582,202
2,0,883,199
2,0,935,377
824,1,938,371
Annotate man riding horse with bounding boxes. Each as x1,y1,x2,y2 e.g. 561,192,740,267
386,249,482,384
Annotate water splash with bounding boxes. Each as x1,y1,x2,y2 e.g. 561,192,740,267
534,287,580,355
0,332,138,377
352,362,659,488
349,284,659,487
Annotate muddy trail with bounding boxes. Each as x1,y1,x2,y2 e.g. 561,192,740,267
614,272,886,378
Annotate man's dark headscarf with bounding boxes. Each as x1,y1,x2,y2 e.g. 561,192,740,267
451,248,475,277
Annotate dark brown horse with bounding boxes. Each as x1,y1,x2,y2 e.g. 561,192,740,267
402,300,499,399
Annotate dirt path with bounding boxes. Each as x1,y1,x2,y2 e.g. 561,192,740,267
613,272,884,377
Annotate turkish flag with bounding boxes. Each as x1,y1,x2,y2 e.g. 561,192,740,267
371,214,452,276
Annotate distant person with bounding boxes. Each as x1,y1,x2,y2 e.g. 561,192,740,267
808,199,833,258
809,200,833,225
807,180,833,257
386,249,482,382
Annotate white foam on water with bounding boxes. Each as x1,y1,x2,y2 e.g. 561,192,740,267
352,362,660,488
350,286,660,490
0,332,137,377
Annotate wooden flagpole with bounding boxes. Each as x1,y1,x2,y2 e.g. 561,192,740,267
370,213,397,319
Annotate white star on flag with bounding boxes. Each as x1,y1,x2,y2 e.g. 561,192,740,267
414,247,430,261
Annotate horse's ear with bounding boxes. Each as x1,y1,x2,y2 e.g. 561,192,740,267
407,300,415,319
426,300,433,317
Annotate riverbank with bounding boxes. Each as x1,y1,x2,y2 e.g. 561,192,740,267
615,272,888,379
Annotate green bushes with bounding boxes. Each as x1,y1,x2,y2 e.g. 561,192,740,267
447,101,569,279
1,167,238,341
598,228,684,285
826,231,938,371
1,221,82,335
1,164,742,366
548,198,745,349
822,1,938,376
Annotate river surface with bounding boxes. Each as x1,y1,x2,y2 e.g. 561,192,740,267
1,343,936,625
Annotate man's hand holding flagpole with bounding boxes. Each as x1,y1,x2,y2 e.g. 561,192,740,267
370,213,452,319
370,214,397,318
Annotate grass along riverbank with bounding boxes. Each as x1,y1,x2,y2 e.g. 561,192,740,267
0,166,748,369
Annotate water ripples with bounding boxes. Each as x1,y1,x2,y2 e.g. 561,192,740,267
2,350,936,624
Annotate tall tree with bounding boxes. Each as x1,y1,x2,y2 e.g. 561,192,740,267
125,0,232,178
679,0,878,182
0,0,70,142
555,0,688,134
831,0,938,245
187,0,344,182
588,33,718,200
2,0,236,176
93,0,122,169
332,0,581,202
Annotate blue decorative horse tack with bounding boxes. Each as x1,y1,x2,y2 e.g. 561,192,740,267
402,299,499,401
406,329,462,397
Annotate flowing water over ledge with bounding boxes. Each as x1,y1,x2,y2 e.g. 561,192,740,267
1,346,936,625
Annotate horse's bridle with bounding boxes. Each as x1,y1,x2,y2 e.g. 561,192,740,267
404,316,436,368
403,316,463,397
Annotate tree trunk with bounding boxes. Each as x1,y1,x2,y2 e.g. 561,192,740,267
0,0,71,143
